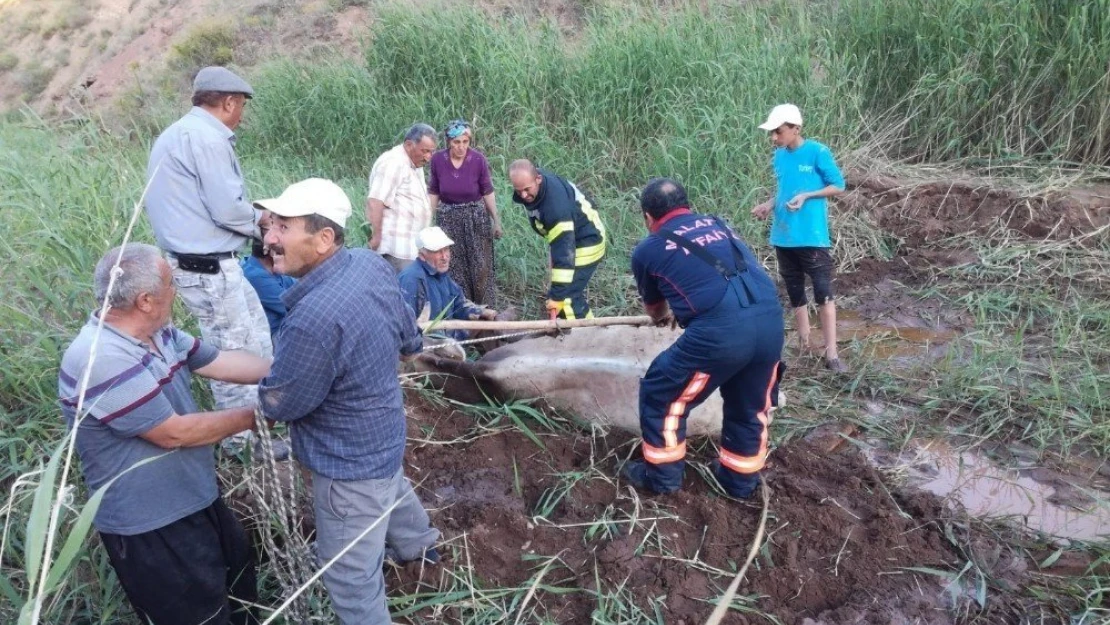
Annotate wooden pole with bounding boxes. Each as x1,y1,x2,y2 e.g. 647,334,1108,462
419,315,656,332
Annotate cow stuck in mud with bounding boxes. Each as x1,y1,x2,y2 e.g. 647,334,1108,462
414,325,740,436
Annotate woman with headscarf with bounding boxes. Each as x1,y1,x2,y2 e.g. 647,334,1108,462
428,119,501,306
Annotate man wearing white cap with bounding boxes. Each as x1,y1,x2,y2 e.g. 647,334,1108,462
751,104,848,372
397,226,498,341
255,179,440,625
145,66,280,454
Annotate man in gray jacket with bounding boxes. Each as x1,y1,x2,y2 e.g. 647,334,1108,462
145,66,280,455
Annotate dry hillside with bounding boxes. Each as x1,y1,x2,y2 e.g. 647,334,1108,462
0,0,594,114
0,0,374,113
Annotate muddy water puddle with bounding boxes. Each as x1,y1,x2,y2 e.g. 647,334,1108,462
869,441,1110,542
838,310,956,361
800,310,957,363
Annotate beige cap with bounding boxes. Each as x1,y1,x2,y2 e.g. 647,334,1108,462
254,178,352,228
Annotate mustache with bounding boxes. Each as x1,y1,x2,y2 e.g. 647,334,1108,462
270,245,285,256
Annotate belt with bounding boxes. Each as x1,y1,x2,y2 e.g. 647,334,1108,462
167,251,238,260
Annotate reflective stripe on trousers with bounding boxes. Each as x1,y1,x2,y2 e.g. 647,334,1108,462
718,361,780,474
637,301,784,492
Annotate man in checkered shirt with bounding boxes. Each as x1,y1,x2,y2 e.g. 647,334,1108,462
256,178,439,625
366,123,438,273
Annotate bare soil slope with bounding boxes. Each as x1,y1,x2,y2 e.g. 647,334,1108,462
0,0,586,113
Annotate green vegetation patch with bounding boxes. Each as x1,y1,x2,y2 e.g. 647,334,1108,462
168,20,240,75
831,0,1110,164
0,52,19,73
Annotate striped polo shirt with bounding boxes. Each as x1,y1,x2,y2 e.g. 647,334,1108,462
58,315,220,535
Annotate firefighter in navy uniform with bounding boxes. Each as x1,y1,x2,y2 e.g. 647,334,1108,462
509,160,606,319
623,178,785,498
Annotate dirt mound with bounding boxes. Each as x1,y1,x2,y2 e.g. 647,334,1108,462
832,172,1109,307
382,398,1048,623
843,173,1110,244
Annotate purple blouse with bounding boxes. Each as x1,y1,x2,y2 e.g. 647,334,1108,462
428,148,494,205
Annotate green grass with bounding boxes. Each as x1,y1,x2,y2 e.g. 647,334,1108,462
924,235,1110,453
3,0,1110,623
0,52,18,74
831,0,1110,164
243,0,875,317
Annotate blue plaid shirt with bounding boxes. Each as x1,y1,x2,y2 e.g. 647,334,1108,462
259,248,423,480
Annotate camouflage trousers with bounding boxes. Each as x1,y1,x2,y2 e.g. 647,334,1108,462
168,257,273,418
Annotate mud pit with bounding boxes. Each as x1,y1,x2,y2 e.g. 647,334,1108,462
869,440,1110,543
372,178,1107,622
228,176,1106,622
383,399,1050,624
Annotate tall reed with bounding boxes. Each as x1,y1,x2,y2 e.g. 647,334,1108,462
4,1,1110,622
830,0,1110,164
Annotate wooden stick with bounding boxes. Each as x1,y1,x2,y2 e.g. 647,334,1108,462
419,315,656,332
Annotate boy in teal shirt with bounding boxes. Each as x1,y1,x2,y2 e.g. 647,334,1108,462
751,104,847,372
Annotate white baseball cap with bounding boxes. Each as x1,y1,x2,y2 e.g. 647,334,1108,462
254,178,352,229
416,226,454,252
758,104,804,130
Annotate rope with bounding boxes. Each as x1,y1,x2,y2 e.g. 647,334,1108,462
420,328,550,351
246,418,319,624
703,479,771,625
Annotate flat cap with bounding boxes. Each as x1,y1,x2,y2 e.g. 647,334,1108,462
192,66,254,98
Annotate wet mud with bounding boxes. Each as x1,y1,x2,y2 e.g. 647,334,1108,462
382,401,1060,624
843,175,1110,244
869,441,1110,543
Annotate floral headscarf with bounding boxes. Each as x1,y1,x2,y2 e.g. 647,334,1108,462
445,119,471,140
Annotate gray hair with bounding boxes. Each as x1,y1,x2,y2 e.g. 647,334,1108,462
404,123,437,145
94,243,165,310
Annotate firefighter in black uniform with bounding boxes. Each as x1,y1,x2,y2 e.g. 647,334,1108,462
509,160,606,319
623,178,784,498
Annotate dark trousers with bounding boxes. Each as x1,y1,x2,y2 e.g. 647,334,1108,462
639,287,784,495
552,261,600,319
382,253,414,274
101,498,258,625
775,246,835,307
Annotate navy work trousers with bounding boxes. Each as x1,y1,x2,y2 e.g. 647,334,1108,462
552,260,600,319
639,284,784,495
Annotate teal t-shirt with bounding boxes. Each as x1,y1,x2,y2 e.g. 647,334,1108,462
770,139,845,248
